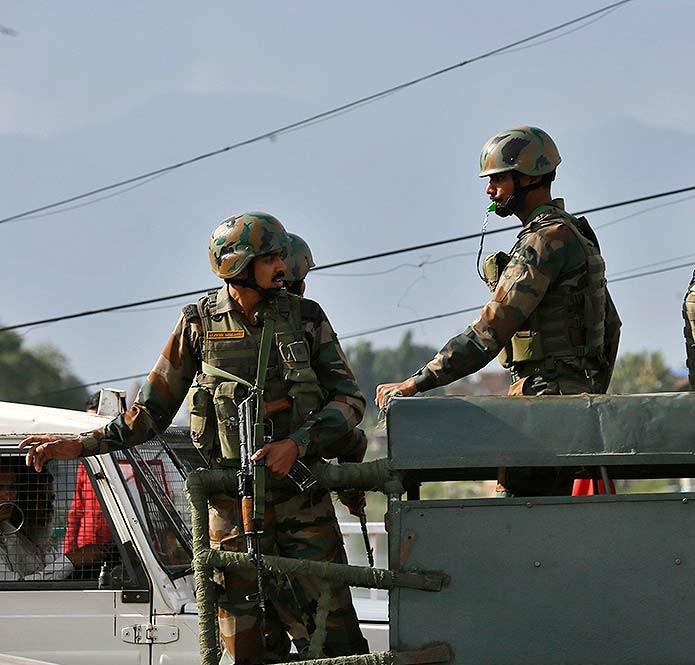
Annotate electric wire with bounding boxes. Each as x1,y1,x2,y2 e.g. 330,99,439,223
19,257,694,402
2,181,693,334
0,0,633,227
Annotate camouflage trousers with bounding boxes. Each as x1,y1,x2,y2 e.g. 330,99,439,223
209,486,369,665
498,366,599,497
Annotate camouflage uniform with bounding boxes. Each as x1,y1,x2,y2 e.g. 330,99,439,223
411,199,621,496
684,269,695,390
78,285,369,663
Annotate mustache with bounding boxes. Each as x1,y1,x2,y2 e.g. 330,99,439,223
273,271,286,280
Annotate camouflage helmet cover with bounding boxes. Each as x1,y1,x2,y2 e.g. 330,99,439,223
209,211,289,279
479,126,561,177
284,233,316,282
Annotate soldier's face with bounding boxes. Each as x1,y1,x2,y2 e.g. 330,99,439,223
486,172,516,203
253,252,287,290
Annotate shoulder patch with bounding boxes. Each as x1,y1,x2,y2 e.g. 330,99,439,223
299,298,325,323
182,303,200,322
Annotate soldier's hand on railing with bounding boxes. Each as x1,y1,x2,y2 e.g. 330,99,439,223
337,489,367,517
251,438,299,478
375,377,417,411
19,435,84,472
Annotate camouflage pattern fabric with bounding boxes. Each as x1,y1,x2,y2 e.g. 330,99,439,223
412,199,620,395
79,287,365,460
684,269,695,390
209,212,289,280
479,126,561,177
77,285,367,662
211,486,369,664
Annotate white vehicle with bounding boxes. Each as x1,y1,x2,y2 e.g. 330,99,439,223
0,395,387,664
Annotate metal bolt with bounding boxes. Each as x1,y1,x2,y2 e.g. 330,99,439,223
526,502,533,508
216,457,222,463
683,498,689,504
675,558,682,565
534,561,542,568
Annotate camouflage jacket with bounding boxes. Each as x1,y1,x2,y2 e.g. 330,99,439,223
412,199,621,392
684,269,695,389
78,286,365,460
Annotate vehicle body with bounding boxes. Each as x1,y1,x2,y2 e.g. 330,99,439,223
0,397,387,664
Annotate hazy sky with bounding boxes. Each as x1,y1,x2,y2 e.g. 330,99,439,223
1,0,694,396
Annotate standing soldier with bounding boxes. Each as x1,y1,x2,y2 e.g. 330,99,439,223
376,126,621,497
21,212,369,664
684,270,695,390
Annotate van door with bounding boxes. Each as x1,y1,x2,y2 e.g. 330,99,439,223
0,448,154,665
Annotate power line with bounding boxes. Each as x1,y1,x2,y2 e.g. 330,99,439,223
0,0,633,228
2,181,693,334
19,257,694,402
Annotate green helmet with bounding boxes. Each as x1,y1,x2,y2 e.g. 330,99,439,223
208,212,289,280
479,126,561,178
284,233,315,282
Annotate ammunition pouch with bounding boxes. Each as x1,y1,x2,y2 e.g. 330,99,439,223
212,381,247,462
499,329,545,368
482,251,511,293
186,386,215,454
276,332,325,430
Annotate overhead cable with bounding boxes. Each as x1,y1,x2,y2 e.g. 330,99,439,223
18,258,693,402
2,180,693,334
0,0,633,227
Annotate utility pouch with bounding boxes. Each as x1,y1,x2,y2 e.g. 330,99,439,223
212,381,245,461
482,251,511,292
186,386,215,453
509,330,544,363
276,332,325,425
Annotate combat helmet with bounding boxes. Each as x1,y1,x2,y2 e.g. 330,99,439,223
284,233,315,283
479,126,561,178
209,212,289,280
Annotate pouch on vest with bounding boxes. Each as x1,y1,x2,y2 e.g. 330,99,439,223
498,329,545,368
212,381,245,461
186,386,215,453
482,251,510,293
276,332,325,426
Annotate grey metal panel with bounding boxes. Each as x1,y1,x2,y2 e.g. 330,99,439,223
390,494,695,665
387,392,695,470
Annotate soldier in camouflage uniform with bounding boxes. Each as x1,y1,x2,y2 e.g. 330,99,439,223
684,270,695,390
376,126,622,497
21,212,369,664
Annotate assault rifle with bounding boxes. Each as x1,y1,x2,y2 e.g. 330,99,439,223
237,386,318,611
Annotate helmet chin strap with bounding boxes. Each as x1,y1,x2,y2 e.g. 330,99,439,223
229,261,284,300
493,172,544,218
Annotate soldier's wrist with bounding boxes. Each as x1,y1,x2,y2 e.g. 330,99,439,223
411,368,436,393
288,430,311,458
77,432,99,457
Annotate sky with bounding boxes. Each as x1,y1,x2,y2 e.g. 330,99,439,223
1,0,694,398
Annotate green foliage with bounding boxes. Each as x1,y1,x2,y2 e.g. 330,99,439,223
0,329,87,410
345,331,439,425
608,350,677,394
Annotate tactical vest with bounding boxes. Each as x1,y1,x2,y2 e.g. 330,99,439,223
186,290,326,465
484,205,608,371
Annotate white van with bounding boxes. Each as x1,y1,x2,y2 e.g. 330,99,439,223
0,398,387,664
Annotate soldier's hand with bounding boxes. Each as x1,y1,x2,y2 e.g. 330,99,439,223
337,489,366,517
19,435,83,472
251,438,299,478
375,378,417,410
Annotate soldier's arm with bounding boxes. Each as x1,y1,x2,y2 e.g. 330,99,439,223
412,224,575,392
79,313,199,456
287,308,366,460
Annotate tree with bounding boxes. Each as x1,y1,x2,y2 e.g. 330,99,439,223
0,329,88,410
345,331,439,425
608,350,677,394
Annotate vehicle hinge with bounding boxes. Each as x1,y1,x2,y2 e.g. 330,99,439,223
121,624,179,644
122,589,150,603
